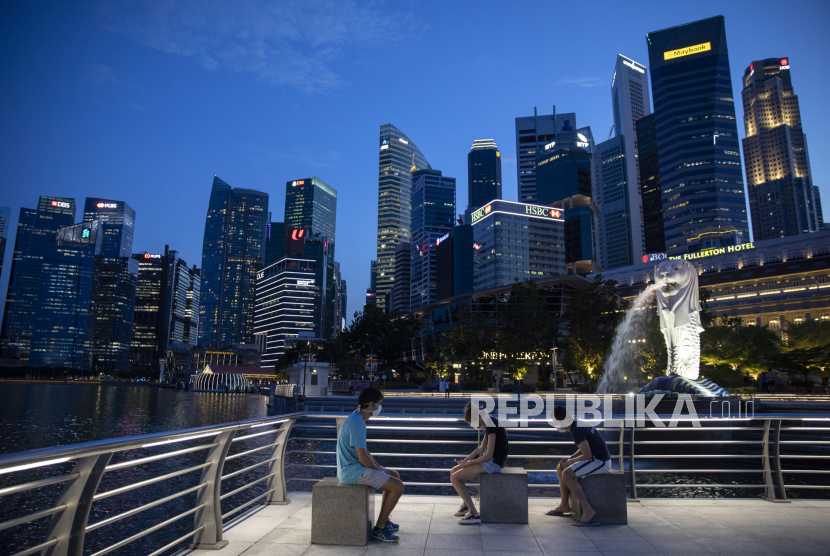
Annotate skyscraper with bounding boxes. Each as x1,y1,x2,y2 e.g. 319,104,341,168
515,108,577,202
83,199,136,258
130,248,201,373
410,169,456,312
0,207,9,283
647,16,749,255
594,54,651,269
199,176,269,348
29,221,100,369
391,242,411,314
365,259,377,309
339,278,347,330
1,197,76,362
376,124,431,311
741,58,820,240
285,177,337,339
535,128,600,274
468,140,502,212
264,220,286,266
637,114,666,254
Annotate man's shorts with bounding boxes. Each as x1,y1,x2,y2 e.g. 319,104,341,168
482,461,503,474
355,466,392,489
571,458,612,478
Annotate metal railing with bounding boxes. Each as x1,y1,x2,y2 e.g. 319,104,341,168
2,410,829,555
0,412,301,556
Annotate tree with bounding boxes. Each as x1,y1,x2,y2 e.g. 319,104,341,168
495,281,556,378
563,275,626,387
776,320,830,387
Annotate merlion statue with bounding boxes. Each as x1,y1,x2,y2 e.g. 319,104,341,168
653,260,704,380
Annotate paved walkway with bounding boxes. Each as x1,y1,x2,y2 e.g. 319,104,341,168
179,493,830,556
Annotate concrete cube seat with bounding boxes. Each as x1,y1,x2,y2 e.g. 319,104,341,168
311,477,374,545
569,470,627,525
479,466,528,523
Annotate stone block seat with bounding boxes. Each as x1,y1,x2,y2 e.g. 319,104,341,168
568,470,627,525
311,477,374,545
479,466,528,523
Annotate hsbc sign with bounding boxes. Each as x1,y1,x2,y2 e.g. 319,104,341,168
96,203,117,209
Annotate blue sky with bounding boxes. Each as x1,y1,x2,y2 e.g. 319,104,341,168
2,0,830,323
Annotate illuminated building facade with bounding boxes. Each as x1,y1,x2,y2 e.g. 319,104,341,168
365,259,377,310
515,108,577,202
199,176,269,348
130,248,201,373
741,58,821,241
471,200,566,291
468,140,501,212
646,16,749,255
83,199,135,258
391,242,411,314
376,124,431,311
0,207,9,283
1,197,76,363
410,169,456,312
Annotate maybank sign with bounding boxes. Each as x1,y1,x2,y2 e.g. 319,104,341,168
664,42,711,61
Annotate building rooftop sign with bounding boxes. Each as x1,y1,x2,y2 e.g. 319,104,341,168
470,200,565,225
664,42,711,61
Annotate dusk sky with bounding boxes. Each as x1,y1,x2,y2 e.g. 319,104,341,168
2,0,829,323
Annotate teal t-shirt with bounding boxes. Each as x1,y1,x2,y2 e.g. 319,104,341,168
337,412,368,484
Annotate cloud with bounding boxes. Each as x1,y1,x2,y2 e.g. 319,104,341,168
245,144,341,168
556,77,604,88
90,64,125,84
97,0,419,93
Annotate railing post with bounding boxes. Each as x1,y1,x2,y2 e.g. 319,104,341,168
629,424,638,501
771,419,789,502
762,419,775,501
43,453,112,556
189,429,237,550
265,418,296,505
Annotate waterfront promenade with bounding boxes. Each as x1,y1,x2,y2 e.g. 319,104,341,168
179,493,830,556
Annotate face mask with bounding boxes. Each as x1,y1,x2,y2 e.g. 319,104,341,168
372,404,382,417
556,427,569,433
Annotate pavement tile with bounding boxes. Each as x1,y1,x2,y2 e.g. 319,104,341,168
644,537,719,554
698,537,781,555
259,527,312,544
587,538,659,554
394,521,431,535
390,534,429,550
536,536,599,553
757,540,830,556
426,534,484,549
479,524,533,537
428,522,482,536
223,516,285,542
627,524,691,538
278,517,313,530
364,548,425,556
242,543,310,556
480,535,540,552
424,550,484,556
580,525,642,539
483,551,541,556
302,546,368,556
181,541,254,556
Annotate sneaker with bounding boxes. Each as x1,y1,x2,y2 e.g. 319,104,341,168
454,503,469,517
372,524,400,543
385,519,400,533
458,512,481,524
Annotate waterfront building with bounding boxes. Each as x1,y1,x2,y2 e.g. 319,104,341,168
254,250,324,366
471,200,566,291
535,128,600,274
166,343,261,373
646,16,749,255
376,124,431,311
594,55,651,270
594,230,830,334
410,169,456,312
515,108,577,202
82,199,135,258
85,256,139,373
29,221,100,369
285,177,337,339
0,197,76,363
264,220,286,266
468,140,502,212
130,248,201,373
637,114,666,255
0,207,9,282
741,58,820,241
391,242,411,314
199,176,269,348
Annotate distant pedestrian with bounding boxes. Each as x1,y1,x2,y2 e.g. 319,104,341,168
445,378,451,398
761,372,768,392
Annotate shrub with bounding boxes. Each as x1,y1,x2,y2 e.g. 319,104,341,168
732,386,757,395
421,383,434,392
521,383,536,393
535,382,556,391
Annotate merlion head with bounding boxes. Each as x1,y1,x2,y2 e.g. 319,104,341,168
654,260,696,298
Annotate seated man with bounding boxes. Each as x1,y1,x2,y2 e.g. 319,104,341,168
546,405,612,527
450,402,509,524
336,386,404,542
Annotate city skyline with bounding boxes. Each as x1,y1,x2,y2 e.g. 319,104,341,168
2,2,830,322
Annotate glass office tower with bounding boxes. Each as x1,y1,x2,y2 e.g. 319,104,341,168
646,16,749,255
468,140,502,213
83,199,136,258
636,114,666,254
0,207,9,283
1,197,76,362
515,108,577,202
376,124,431,311
85,256,139,373
265,221,286,266
29,221,101,369
535,128,600,274
741,58,820,240
410,169,456,312
199,176,269,348
285,176,337,339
